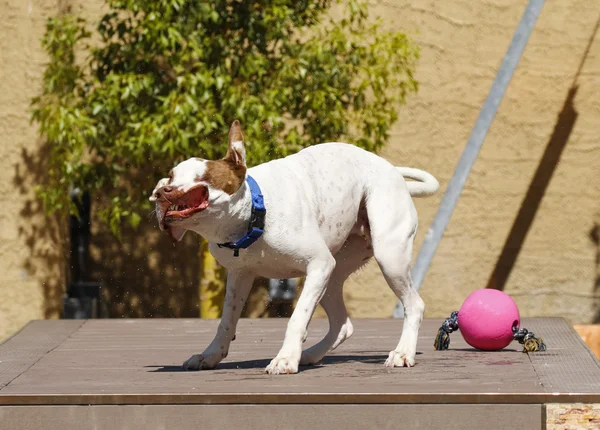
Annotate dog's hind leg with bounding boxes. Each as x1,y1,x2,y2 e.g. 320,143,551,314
300,234,373,366
367,171,425,368
299,275,350,366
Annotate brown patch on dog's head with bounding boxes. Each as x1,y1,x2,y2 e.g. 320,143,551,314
204,120,247,195
205,159,246,195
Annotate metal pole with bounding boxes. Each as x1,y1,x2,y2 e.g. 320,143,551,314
394,0,545,318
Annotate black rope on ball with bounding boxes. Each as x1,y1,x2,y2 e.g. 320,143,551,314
433,311,459,351
433,311,547,353
512,326,547,353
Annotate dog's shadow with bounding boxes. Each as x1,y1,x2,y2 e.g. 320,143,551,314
146,352,423,373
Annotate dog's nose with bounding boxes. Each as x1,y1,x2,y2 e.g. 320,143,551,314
155,186,175,200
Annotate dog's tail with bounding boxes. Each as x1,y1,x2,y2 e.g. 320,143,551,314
396,167,440,198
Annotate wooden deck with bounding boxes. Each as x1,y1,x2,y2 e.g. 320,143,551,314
0,318,599,429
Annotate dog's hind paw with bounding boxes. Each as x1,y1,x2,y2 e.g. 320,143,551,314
265,356,299,375
182,353,220,371
299,350,322,366
384,349,416,368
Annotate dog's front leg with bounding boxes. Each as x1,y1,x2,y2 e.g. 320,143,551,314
183,269,254,371
266,254,335,374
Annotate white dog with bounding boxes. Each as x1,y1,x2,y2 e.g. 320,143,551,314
150,121,439,374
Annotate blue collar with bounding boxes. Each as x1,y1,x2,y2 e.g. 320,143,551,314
217,175,266,257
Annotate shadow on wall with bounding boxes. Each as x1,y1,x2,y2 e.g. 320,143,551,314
92,219,279,318
486,85,578,291
13,141,202,318
487,14,599,295
91,222,280,318
90,219,201,318
12,142,68,319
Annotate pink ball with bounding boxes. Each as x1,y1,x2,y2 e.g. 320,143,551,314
458,289,520,351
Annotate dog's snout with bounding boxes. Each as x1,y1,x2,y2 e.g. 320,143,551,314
154,186,176,200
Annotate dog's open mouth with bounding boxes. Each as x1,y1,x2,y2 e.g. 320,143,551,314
163,185,209,222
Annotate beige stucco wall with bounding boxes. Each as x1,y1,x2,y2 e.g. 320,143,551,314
1,0,599,341
344,0,600,323
1,0,59,342
0,0,106,341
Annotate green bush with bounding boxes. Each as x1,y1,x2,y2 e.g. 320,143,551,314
32,0,418,236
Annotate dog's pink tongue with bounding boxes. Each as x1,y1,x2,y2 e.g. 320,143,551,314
181,186,208,207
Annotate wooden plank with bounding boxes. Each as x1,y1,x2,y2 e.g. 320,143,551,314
0,404,543,430
0,320,84,391
0,318,597,406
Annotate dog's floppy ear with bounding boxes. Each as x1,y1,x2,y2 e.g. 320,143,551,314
225,120,246,167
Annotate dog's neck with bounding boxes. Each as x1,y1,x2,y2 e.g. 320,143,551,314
187,182,253,244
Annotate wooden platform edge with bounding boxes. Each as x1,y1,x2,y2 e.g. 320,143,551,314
0,404,546,430
0,392,599,406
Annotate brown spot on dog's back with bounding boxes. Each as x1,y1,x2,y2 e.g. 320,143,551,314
205,159,246,195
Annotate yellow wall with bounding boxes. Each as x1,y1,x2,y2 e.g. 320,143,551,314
1,0,599,341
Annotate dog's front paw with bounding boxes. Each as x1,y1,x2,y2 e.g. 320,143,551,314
384,349,416,368
182,352,222,371
265,356,299,375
